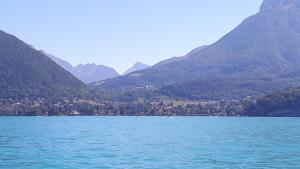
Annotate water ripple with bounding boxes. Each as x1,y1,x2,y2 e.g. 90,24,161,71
0,117,299,169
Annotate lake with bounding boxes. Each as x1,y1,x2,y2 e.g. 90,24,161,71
0,117,299,169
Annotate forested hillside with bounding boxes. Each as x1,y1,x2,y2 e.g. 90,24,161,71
0,30,86,99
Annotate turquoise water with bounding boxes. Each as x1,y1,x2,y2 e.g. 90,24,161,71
0,117,300,169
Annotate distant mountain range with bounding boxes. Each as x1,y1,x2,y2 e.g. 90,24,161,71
0,30,86,99
46,52,151,84
43,52,76,75
123,62,150,75
44,52,119,84
97,0,300,100
1,0,300,117
75,64,120,84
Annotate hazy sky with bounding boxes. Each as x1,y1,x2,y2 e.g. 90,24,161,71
0,0,262,73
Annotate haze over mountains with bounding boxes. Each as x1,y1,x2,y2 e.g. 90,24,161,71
75,64,119,84
46,52,151,84
97,0,300,99
45,52,119,84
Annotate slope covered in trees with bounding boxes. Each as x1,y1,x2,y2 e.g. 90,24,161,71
244,87,300,117
0,30,86,99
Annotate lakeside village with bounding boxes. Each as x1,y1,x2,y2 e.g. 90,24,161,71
0,97,253,116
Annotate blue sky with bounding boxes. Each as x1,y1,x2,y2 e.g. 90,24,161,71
0,0,262,73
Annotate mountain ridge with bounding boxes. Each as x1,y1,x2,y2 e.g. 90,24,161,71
45,52,120,84
0,30,86,99
75,63,119,84
96,0,300,99
123,62,150,75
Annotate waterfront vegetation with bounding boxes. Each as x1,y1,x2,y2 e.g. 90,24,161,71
2,86,300,117
0,96,248,116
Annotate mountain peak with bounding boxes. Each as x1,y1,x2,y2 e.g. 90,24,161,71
98,0,300,99
260,0,300,11
133,62,144,66
123,62,150,75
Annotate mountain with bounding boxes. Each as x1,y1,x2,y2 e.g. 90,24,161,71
45,52,119,84
97,0,300,99
42,51,76,75
244,87,300,117
123,62,150,75
0,30,86,99
159,77,298,100
154,45,208,67
74,64,119,84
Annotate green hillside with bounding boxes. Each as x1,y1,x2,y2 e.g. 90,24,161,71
244,87,300,117
0,30,86,99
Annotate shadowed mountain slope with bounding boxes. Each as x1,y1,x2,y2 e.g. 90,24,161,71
0,30,86,99
97,0,300,99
